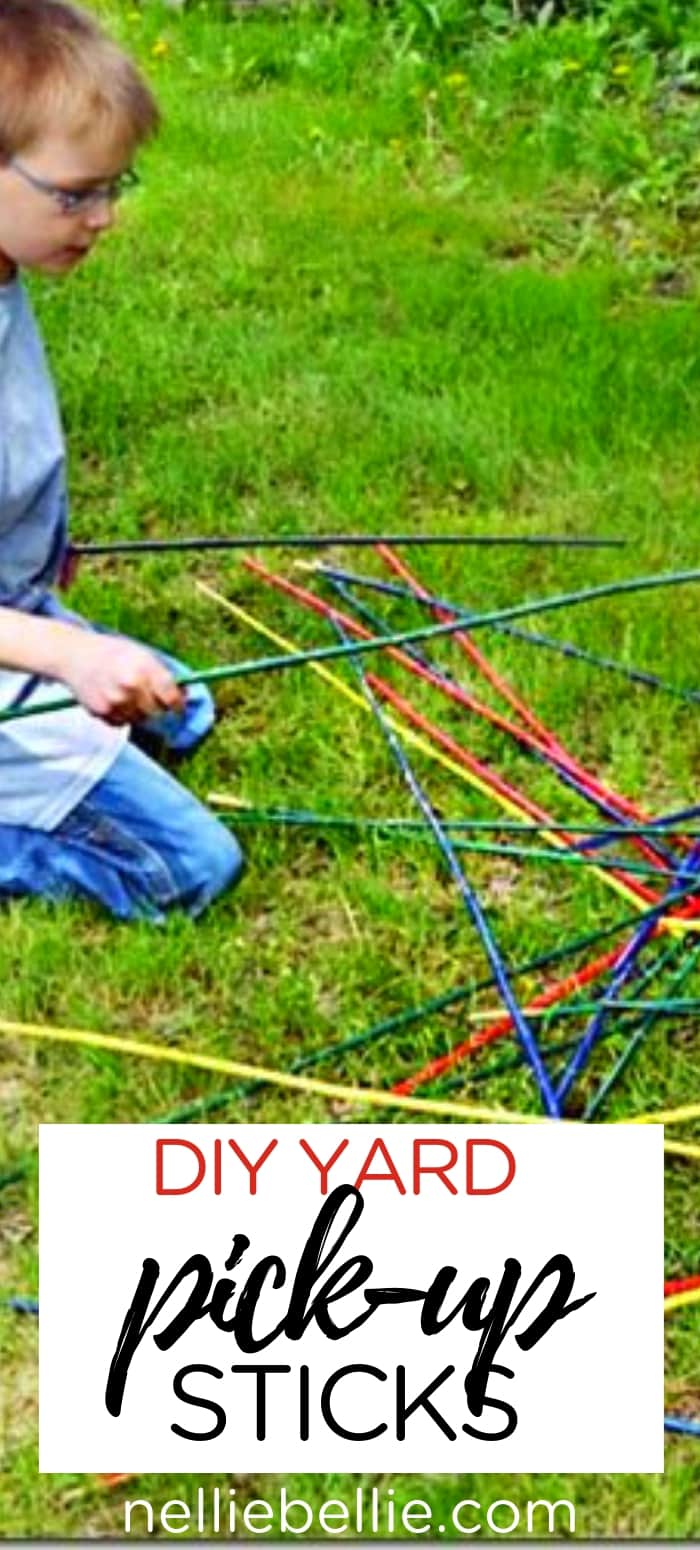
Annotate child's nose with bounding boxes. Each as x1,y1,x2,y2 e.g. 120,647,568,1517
85,197,116,233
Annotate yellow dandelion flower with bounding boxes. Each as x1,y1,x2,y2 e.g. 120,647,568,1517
151,38,170,58
612,61,631,77
444,71,466,89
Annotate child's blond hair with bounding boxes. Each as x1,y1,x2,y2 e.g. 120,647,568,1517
0,0,159,160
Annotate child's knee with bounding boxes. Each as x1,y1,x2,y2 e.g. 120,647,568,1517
181,819,245,914
212,825,245,898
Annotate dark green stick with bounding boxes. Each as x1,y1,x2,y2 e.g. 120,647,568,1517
222,808,665,877
155,891,699,1124
4,566,700,726
73,533,625,556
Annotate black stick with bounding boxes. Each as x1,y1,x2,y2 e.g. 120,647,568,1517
71,532,625,557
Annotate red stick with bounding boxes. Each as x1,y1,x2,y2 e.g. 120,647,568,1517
665,1275,700,1297
376,542,560,745
378,544,681,867
242,557,700,1092
244,556,658,904
392,945,624,1095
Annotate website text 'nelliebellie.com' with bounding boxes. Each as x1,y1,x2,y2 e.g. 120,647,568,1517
123,1486,576,1538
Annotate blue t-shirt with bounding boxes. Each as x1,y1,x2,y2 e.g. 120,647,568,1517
0,276,125,831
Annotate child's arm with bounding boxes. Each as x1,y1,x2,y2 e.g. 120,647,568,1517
0,606,184,724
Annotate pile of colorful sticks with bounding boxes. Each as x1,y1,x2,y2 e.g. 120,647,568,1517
198,539,700,1442
199,544,700,1118
2,532,700,1448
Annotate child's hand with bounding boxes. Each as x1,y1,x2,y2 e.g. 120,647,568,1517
63,635,185,724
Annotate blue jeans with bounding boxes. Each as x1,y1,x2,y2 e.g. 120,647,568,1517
0,604,244,921
0,741,244,920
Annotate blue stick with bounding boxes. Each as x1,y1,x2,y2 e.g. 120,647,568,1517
313,563,700,710
556,842,700,1107
584,943,700,1120
550,763,678,871
325,575,676,873
665,1416,700,1438
576,801,700,854
331,617,561,1118
4,1296,38,1316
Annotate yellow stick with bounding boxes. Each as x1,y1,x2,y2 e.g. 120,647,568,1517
632,1101,700,1127
664,1287,700,1314
199,586,564,829
198,581,697,936
0,1016,540,1124
4,1014,697,1160
0,1013,689,1160
663,1139,700,1162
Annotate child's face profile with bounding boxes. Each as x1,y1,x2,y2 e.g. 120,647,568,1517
0,127,128,277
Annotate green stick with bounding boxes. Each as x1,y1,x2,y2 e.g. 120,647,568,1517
4,566,700,726
155,891,700,1125
221,807,666,877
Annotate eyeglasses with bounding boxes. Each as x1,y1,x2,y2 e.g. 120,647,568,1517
7,159,139,213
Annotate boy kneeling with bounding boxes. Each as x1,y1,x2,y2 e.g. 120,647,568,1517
0,0,243,920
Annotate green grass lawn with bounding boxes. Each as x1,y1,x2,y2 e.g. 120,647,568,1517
1,0,700,1535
